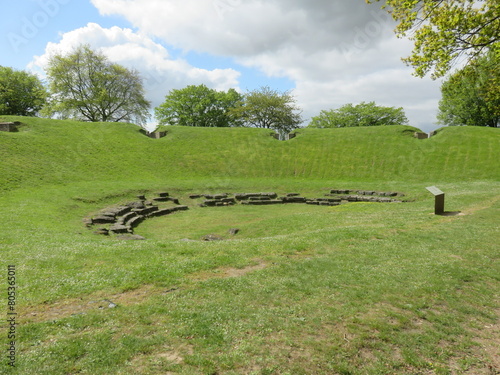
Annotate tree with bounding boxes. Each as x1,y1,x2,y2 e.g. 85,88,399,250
230,86,303,138
308,102,409,128
438,52,499,127
155,84,242,127
368,0,500,78
44,45,150,126
0,66,47,116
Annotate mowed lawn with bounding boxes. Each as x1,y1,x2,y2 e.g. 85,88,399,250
0,117,499,374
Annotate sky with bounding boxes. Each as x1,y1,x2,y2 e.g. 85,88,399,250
0,0,444,132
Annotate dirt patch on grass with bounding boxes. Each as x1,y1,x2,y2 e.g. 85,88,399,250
191,260,267,281
25,262,268,323
124,345,194,375
470,308,500,374
24,284,177,323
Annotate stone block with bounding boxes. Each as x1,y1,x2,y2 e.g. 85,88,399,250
133,206,159,216
151,208,174,217
126,215,144,229
173,205,189,211
0,122,18,132
414,132,428,139
282,196,306,203
109,224,129,234
92,215,116,224
202,234,224,241
126,201,146,209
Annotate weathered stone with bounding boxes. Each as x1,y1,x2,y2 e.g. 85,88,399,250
414,132,428,139
173,205,189,211
152,197,169,202
133,206,158,216
109,224,129,234
150,208,175,217
235,193,277,200
126,215,144,229
117,211,137,224
286,193,301,197
330,189,351,195
189,194,202,199
94,228,109,235
282,196,306,203
204,194,228,200
0,122,18,132
228,228,240,235
126,201,146,209
202,234,224,241
82,218,93,227
158,192,169,197
92,215,116,224
137,194,146,201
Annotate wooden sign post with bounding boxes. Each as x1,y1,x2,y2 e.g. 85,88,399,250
426,186,445,215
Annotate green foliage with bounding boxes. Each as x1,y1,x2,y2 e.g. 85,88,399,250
368,0,500,78
309,101,409,128
0,66,47,116
230,86,303,138
154,84,242,127
438,52,500,127
43,45,150,126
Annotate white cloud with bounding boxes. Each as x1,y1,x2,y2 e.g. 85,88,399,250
89,0,443,132
28,22,241,117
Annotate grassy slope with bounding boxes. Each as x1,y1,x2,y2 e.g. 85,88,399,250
1,117,498,193
0,117,499,375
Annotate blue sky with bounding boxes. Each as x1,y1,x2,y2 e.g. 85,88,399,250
1,0,443,131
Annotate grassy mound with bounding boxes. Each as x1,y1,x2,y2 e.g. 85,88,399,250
1,117,498,193
0,116,499,375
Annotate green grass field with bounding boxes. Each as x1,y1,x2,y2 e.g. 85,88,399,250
0,117,499,374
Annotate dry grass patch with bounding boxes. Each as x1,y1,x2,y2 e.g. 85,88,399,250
24,284,177,323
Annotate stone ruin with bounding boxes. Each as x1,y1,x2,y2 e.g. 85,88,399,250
86,189,405,238
192,190,404,208
272,132,298,141
0,122,19,132
414,131,438,139
139,129,167,139
85,192,188,236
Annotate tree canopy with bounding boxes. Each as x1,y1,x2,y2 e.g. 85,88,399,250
368,0,500,78
44,45,150,125
0,66,47,116
308,102,409,128
155,84,242,127
230,86,303,137
438,52,499,127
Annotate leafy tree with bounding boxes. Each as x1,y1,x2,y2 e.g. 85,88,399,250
44,45,150,125
231,86,303,138
0,66,47,116
308,102,409,128
368,0,500,78
438,52,499,127
155,84,242,127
